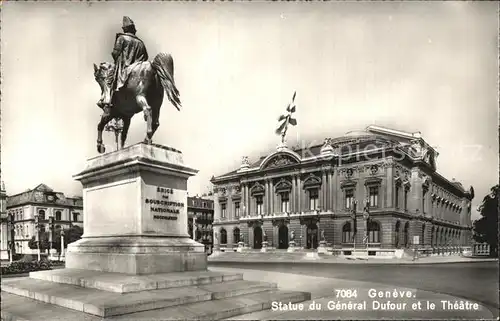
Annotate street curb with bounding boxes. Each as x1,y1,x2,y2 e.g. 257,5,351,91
208,258,498,265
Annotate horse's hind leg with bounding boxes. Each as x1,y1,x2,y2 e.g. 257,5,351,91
120,117,131,149
97,107,114,153
151,103,161,137
136,95,153,144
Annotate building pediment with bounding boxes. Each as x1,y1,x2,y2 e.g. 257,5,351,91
340,180,357,189
364,177,382,186
260,151,301,170
275,178,292,192
250,182,266,196
303,174,321,189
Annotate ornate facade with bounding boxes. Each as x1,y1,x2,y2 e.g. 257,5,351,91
210,125,474,255
187,195,214,253
5,184,83,255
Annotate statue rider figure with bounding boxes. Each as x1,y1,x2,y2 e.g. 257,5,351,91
99,16,149,109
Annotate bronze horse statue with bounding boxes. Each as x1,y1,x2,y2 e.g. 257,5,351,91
93,52,181,153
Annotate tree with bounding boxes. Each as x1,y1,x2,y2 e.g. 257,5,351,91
472,185,498,257
28,225,83,255
28,231,50,253
65,225,83,245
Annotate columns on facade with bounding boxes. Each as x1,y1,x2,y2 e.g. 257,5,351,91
297,176,303,213
246,183,251,217
386,163,394,208
328,169,334,211
264,180,269,215
321,170,327,211
291,176,296,213
272,183,276,214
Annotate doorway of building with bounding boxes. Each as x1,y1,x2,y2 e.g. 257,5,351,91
278,225,289,249
253,226,263,249
306,223,318,249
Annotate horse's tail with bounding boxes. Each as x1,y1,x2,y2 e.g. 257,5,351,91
151,53,181,111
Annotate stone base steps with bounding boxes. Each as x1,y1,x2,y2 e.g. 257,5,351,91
29,268,242,293
1,288,310,321
1,268,311,320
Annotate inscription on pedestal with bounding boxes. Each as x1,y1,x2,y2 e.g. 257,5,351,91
142,184,188,236
145,187,186,220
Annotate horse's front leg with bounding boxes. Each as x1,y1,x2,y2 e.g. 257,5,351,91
120,117,132,149
137,95,153,144
97,107,113,153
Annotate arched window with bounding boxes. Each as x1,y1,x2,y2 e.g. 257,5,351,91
367,220,380,243
342,222,352,243
55,211,62,221
233,228,240,244
38,209,46,220
220,228,227,244
395,221,401,248
404,222,410,247
421,224,425,246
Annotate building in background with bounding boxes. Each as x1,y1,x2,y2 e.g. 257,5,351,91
187,194,214,254
211,125,474,256
5,184,83,255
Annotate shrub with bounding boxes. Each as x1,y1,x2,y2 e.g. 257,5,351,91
1,260,52,275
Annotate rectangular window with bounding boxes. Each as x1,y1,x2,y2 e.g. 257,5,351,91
368,230,380,243
404,190,408,211
309,189,319,211
281,192,290,213
72,213,79,222
221,203,227,218
202,202,207,208
256,196,263,215
345,189,354,209
369,186,379,207
234,202,240,218
55,211,62,221
395,185,400,208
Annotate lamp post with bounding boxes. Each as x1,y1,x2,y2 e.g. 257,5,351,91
351,199,358,253
8,213,14,263
60,230,65,260
363,199,370,254
34,214,41,261
49,216,54,254
104,118,124,151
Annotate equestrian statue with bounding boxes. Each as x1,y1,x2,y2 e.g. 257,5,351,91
93,16,181,153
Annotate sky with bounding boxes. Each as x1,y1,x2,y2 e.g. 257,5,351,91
1,1,498,220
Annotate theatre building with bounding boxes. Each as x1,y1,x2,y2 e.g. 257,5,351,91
210,125,474,256
4,184,83,255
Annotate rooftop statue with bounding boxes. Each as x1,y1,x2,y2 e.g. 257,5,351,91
275,91,297,144
94,16,181,153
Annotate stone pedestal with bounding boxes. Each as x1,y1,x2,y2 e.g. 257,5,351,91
66,143,205,275
1,143,311,320
317,240,328,254
236,241,245,252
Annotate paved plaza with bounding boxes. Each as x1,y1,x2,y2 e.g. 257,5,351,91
209,260,499,319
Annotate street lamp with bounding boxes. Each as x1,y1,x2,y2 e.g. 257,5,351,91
104,118,124,151
34,214,41,261
60,230,65,260
7,213,14,263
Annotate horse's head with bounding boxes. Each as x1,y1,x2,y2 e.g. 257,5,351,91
93,62,115,108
